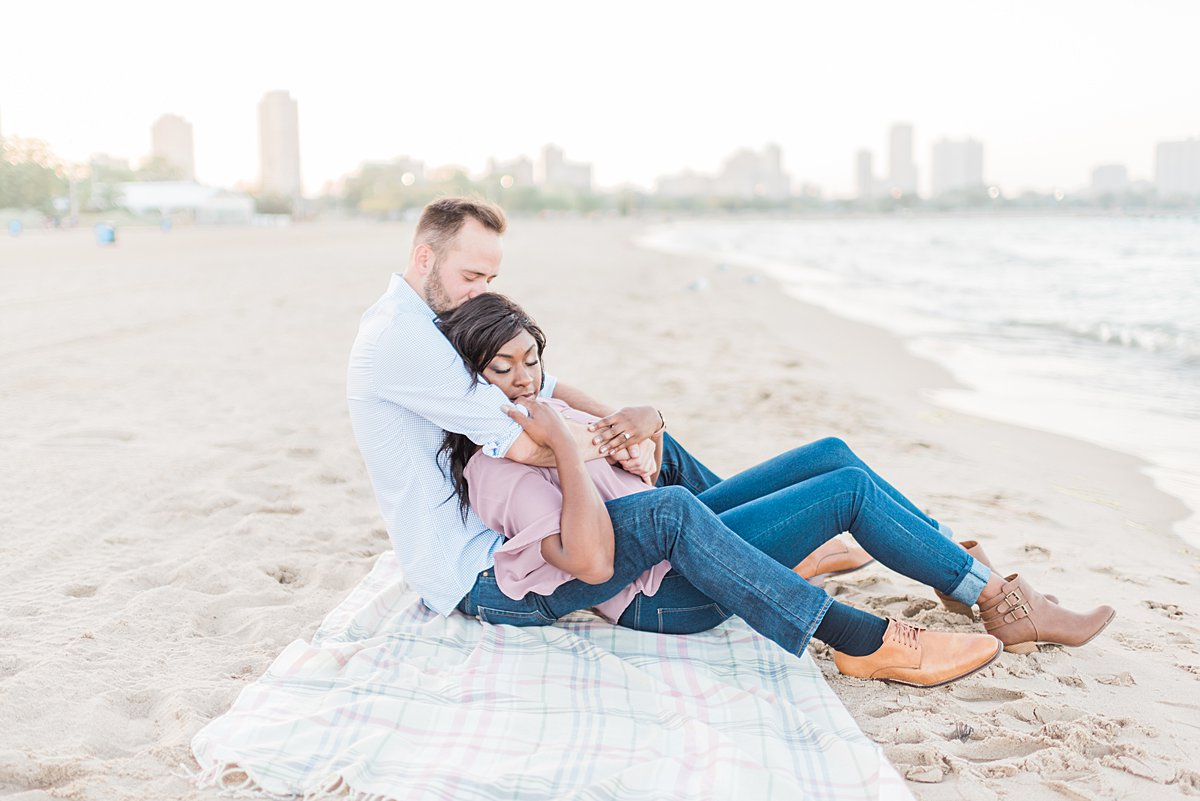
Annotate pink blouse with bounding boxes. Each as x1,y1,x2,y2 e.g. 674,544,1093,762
464,399,672,623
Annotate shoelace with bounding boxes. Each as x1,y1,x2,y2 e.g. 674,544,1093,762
888,619,922,650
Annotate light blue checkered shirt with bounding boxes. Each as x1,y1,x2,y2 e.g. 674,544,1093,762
347,275,557,615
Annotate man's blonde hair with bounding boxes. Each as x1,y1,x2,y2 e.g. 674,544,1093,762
414,196,507,258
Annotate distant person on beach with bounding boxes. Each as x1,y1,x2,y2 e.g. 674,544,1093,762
347,197,1116,688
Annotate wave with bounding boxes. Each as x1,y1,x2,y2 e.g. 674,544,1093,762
1012,319,1200,362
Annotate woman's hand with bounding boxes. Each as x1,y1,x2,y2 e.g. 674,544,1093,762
587,406,662,456
504,398,574,452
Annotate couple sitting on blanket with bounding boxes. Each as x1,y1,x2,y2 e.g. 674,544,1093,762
347,196,1116,689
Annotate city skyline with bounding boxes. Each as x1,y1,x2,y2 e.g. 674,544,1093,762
2,1,1197,197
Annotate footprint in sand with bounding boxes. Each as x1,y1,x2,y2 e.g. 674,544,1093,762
266,565,301,585
1022,543,1051,561
0,653,24,678
954,734,1050,762
287,446,318,459
1091,565,1150,586
902,599,939,617
1144,600,1184,619
48,429,136,443
254,505,304,515
63,584,97,598
1112,632,1161,652
227,477,294,503
948,684,1026,703
1094,672,1136,686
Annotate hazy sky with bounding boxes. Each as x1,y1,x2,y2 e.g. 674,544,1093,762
2,1,1197,196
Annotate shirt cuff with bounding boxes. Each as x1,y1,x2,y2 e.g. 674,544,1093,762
482,415,525,459
540,372,557,398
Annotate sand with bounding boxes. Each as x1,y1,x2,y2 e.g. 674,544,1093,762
1,217,1197,800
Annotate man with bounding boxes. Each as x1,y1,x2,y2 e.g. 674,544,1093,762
347,196,1002,687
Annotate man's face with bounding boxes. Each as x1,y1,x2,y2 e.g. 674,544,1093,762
422,218,502,314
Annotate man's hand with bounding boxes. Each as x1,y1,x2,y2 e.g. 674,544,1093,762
588,406,662,457
613,438,658,485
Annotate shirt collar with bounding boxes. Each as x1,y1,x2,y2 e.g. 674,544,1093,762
387,273,437,320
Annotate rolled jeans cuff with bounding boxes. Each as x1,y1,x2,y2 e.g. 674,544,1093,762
937,521,954,540
796,595,834,657
948,556,991,607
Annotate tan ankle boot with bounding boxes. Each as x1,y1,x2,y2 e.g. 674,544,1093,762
935,540,1057,618
794,538,874,583
978,573,1115,654
832,618,1002,688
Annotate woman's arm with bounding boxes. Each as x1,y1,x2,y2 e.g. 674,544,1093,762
503,399,615,584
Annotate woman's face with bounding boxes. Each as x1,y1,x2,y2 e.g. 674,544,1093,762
483,329,543,401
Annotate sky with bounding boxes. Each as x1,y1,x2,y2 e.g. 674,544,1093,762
1,1,1197,197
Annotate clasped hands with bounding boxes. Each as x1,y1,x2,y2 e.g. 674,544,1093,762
503,401,661,483
589,405,662,483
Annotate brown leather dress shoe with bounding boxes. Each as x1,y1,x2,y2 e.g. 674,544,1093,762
935,539,1057,618
833,618,1003,688
794,539,875,583
978,573,1115,654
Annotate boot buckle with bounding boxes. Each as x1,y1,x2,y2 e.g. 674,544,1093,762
1005,603,1031,623
1003,589,1025,608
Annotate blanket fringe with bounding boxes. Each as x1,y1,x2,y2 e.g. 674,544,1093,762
183,760,400,801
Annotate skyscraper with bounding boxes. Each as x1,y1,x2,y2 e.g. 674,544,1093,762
151,114,195,181
930,138,984,197
1155,138,1200,197
713,145,789,200
258,91,302,197
855,149,874,200
537,144,591,192
887,123,918,197
1090,164,1130,196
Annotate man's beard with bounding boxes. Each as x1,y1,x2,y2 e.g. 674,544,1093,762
423,260,455,314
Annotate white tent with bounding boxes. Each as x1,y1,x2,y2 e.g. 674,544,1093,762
118,182,255,224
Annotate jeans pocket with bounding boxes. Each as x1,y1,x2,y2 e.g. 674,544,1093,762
657,603,730,635
477,606,556,627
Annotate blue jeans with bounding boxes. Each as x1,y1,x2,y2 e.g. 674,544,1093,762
457,437,988,656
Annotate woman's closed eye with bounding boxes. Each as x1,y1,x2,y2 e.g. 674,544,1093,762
490,359,538,375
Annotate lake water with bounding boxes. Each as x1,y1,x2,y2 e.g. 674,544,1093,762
640,215,1200,546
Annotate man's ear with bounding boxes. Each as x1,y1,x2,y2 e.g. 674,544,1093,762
412,243,434,276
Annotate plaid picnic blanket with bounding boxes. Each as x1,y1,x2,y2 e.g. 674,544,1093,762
191,552,912,801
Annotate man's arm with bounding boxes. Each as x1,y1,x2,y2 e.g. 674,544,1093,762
371,319,616,467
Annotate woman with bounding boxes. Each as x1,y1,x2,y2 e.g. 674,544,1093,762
439,294,1115,686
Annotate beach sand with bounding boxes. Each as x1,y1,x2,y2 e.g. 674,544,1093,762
1,217,1197,800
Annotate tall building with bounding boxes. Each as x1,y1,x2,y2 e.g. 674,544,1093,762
930,138,984,197
150,114,195,181
713,144,789,200
258,90,302,197
887,123,918,197
537,144,591,192
1155,138,1200,197
656,169,715,198
855,149,874,200
487,155,534,187
1090,164,1130,196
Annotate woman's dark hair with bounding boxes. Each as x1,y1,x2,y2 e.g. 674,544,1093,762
436,293,547,520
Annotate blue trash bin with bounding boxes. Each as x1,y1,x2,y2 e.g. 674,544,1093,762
94,223,116,245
